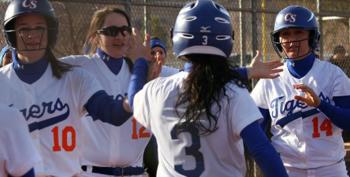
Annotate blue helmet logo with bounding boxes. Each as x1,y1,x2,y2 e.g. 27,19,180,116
284,13,296,23
22,0,38,9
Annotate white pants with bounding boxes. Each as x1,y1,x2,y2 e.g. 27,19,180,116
286,160,348,177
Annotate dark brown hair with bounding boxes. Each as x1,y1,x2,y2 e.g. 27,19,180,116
175,54,246,135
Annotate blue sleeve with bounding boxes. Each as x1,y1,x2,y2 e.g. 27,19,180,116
128,58,148,110
234,67,248,81
9,168,35,177
258,107,271,131
317,96,350,130
85,90,132,126
241,121,288,177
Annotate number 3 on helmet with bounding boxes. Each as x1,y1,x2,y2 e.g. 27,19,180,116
172,0,234,59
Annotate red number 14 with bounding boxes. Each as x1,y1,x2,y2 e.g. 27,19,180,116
312,117,333,138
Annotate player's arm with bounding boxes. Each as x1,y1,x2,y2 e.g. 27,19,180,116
84,58,148,126
294,83,350,130
241,120,288,177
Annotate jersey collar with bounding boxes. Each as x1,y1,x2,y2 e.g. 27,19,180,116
12,50,49,84
286,53,315,79
96,48,124,75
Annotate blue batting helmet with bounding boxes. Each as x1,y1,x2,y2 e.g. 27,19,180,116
271,5,320,53
3,0,58,48
172,0,233,58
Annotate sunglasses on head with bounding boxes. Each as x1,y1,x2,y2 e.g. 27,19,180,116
97,26,132,37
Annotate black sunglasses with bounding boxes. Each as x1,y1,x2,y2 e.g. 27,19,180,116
97,26,132,37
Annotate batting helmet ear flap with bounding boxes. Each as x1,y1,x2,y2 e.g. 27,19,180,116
308,30,320,50
271,31,283,53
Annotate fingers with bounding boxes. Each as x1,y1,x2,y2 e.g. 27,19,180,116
293,83,309,92
266,60,283,67
144,33,152,61
254,50,261,59
294,95,307,102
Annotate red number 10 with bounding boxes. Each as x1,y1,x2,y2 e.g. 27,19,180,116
312,117,333,138
51,126,76,152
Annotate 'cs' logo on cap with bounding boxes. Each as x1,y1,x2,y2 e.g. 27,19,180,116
284,13,296,23
22,0,38,9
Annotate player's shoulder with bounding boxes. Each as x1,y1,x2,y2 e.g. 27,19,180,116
61,54,97,66
0,104,25,129
160,65,180,77
225,81,250,98
315,58,345,74
144,72,186,94
62,62,96,81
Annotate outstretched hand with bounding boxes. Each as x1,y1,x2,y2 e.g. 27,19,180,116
127,28,152,63
247,50,283,79
293,83,321,107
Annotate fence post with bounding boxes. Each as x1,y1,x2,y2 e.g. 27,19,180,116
239,0,246,67
251,0,258,58
317,0,324,58
124,0,131,16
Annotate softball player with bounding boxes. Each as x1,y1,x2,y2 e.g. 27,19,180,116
251,5,350,177
0,103,41,177
62,7,150,177
149,37,179,77
133,0,288,177
0,0,148,176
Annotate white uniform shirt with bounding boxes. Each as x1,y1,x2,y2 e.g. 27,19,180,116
0,63,102,176
160,65,180,77
134,72,262,177
251,59,350,169
0,104,41,177
62,55,151,169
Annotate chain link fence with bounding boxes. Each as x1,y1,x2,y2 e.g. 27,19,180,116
0,0,350,176
0,0,350,71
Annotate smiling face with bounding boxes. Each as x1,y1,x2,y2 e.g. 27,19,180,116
279,28,311,60
15,14,48,63
98,12,131,58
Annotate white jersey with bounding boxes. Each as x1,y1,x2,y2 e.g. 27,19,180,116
251,59,350,169
0,104,41,177
62,55,150,173
160,65,180,77
134,72,262,177
0,63,102,176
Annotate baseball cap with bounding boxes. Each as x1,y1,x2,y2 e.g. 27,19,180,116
150,37,166,54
